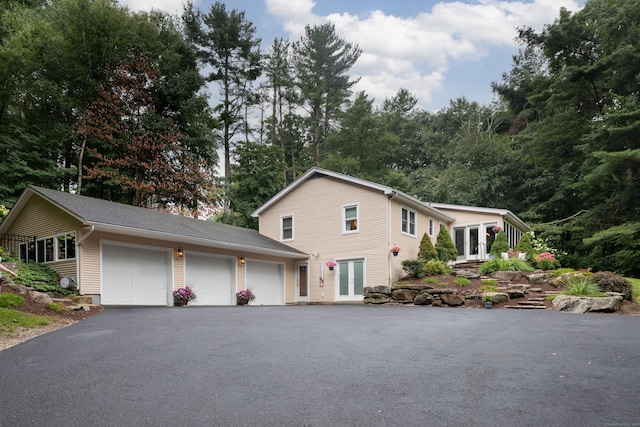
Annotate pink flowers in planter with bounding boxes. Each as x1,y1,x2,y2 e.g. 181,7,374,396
173,286,197,302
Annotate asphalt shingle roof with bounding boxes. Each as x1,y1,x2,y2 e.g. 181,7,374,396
30,186,306,256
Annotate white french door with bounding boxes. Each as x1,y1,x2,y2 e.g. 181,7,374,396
335,259,364,301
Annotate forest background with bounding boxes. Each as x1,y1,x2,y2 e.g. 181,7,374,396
0,0,638,276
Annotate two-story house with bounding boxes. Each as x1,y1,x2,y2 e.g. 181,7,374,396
0,167,529,305
252,167,530,303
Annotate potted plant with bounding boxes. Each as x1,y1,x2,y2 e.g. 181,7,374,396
173,285,196,306
326,260,337,271
482,295,494,309
236,289,256,305
390,246,401,257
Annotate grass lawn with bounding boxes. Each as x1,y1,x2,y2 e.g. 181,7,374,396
0,307,51,335
628,277,640,303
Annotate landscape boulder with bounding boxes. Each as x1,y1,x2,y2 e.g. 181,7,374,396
29,291,53,305
552,295,623,313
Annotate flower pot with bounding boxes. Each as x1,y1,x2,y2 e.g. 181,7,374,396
237,298,248,305
174,298,188,306
484,302,493,309
328,266,334,271
392,251,399,257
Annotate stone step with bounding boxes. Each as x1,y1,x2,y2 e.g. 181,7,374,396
518,300,545,306
529,288,543,292
527,297,547,302
504,305,547,310
51,298,73,303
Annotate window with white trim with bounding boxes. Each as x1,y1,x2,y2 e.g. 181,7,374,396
20,232,75,263
401,207,416,236
281,215,293,241
343,204,358,233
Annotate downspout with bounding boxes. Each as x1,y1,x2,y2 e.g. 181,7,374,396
388,192,398,283
74,225,95,295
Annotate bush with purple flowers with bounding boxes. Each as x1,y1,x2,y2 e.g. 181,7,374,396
173,285,197,302
236,289,256,302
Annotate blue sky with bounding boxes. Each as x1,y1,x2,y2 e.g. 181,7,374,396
121,0,585,111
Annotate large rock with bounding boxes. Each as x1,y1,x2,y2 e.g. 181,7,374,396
391,289,417,302
441,294,465,306
505,288,526,299
485,292,510,304
29,291,53,305
552,295,623,313
413,293,434,305
364,294,390,304
493,271,525,282
364,286,390,295
525,272,553,284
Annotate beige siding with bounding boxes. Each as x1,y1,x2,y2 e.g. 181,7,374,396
5,194,84,286
259,176,390,301
78,231,296,303
438,209,501,227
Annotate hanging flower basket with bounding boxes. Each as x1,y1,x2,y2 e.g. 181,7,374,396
390,246,401,256
326,260,337,270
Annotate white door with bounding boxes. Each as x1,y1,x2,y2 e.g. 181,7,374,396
185,252,235,305
102,244,170,306
335,259,364,301
245,260,285,305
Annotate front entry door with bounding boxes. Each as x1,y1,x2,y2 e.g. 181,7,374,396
296,263,309,302
454,226,482,261
336,259,364,301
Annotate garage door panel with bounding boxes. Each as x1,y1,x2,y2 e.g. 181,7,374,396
185,253,234,305
102,244,169,306
246,261,284,305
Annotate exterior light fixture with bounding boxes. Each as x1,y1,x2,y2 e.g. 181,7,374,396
176,247,184,257
239,256,245,264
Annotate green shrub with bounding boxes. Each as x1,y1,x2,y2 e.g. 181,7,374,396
489,231,510,257
418,233,438,261
453,277,471,287
481,279,497,286
47,302,66,313
560,275,605,297
422,277,439,284
438,282,449,287
402,259,426,279
422,260,449,276
13,262,57,287
0,292,25,308
514,232,534,262
479,285,498,292
435,224,458,262
481,295,494,303
591,271,632,300
553,268,576,276
479,258,535,274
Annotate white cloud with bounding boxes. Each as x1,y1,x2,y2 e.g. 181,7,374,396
266,0,583,108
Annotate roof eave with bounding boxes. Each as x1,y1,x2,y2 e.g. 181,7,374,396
90,223,308,259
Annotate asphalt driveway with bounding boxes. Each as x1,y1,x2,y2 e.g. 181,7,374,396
1,305,639,426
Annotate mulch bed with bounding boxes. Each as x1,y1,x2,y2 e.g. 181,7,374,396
0,283,103,322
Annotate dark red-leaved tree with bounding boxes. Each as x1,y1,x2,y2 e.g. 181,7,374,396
78,56,211,212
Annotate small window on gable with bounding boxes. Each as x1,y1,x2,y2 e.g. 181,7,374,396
343,205,358,233
281,215,293,241
401,207,416,236
428,219,434,237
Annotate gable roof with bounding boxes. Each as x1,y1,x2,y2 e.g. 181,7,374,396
428,202,531,232
1,186,307,259
252,167,455,223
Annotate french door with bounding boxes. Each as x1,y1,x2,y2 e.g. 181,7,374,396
336,259,364,301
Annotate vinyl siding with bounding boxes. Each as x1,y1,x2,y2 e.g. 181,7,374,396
259,176,390,301
5,194,83,285
78,231,296,303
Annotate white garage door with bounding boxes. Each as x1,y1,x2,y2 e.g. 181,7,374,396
102,244,170,306
245,260,285,305
185,252,235,305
